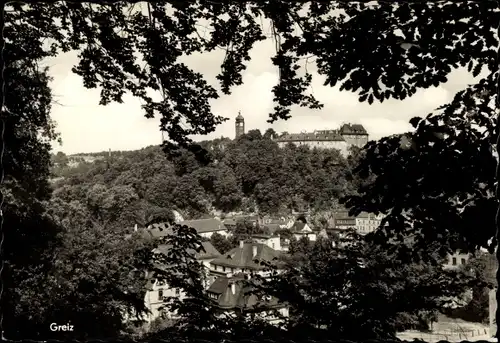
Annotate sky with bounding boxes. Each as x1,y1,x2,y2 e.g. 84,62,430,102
45,20,484,155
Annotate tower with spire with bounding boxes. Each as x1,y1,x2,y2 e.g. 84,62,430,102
235,111,245,139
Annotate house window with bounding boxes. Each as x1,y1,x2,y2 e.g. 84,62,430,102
175,288,180,296
452,257,457,265
223,266,226,272
158,289,164,301
272,243,275,249
461,258,466,265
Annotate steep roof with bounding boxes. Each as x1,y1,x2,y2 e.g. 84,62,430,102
276,131,346,142
251,233,275,239
207,274,284,310
144,270,157,291
223,218,237,226
339,123,368,135
144,243,220,292
223,215,259,227
179,218,227,233
264,223,281,233
211,242,281,270
147,223,173,238
198,241,222,259
155,241,221,260
357,211,383,219
290,221,313,233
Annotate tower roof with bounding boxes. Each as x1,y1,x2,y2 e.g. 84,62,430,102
339,123,368,135
236,112,244,120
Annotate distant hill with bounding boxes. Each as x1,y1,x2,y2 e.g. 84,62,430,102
49,131,361,232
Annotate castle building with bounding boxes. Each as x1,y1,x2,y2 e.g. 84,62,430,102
235,112,245,139
274,123,369,155
338,123,369,148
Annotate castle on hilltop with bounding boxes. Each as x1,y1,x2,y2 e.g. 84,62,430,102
234,113,368,156
275,124,368,155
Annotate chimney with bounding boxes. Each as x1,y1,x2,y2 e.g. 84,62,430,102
240,240,244,248
252,245,258,258
231,282,236,295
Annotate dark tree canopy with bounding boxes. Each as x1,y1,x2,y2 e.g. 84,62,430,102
7,2,496,154
4,1,500,340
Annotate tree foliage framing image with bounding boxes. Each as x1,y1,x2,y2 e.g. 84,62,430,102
2,1,500,342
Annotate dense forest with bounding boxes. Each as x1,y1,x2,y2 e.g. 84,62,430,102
50,129,363,232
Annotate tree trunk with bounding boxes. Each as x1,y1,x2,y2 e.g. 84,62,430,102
495,39,500,336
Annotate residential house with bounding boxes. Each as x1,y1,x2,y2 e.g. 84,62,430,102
206,273,289,325
332,215,356,236
355,212,384,235
225,215,294,233
273,217,295,229
290,220,317,242
262,218,295,234
223,215,259,230
223,218,238,231
207,237,287,325
154,241,222,287
143,273,179,323
259,216,293,228
443,251,470,270
179,218,230,239
259,216,275,226
251,233,281,251
146,222,173,238
280,238,291,252
209,241,283,283
142,241,221,323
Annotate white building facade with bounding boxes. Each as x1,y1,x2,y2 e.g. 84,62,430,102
274,124,369,156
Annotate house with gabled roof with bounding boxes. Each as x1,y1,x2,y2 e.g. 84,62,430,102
146,222,173,238
179,218,229,238
263,217,295,231
251,233,282,251
223,215,260,230
290,220,317,242
355,212,384,235
209,240,283,282
142,241,221,323
206,272,289,325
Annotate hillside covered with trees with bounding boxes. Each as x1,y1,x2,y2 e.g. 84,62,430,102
50,129,362,232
